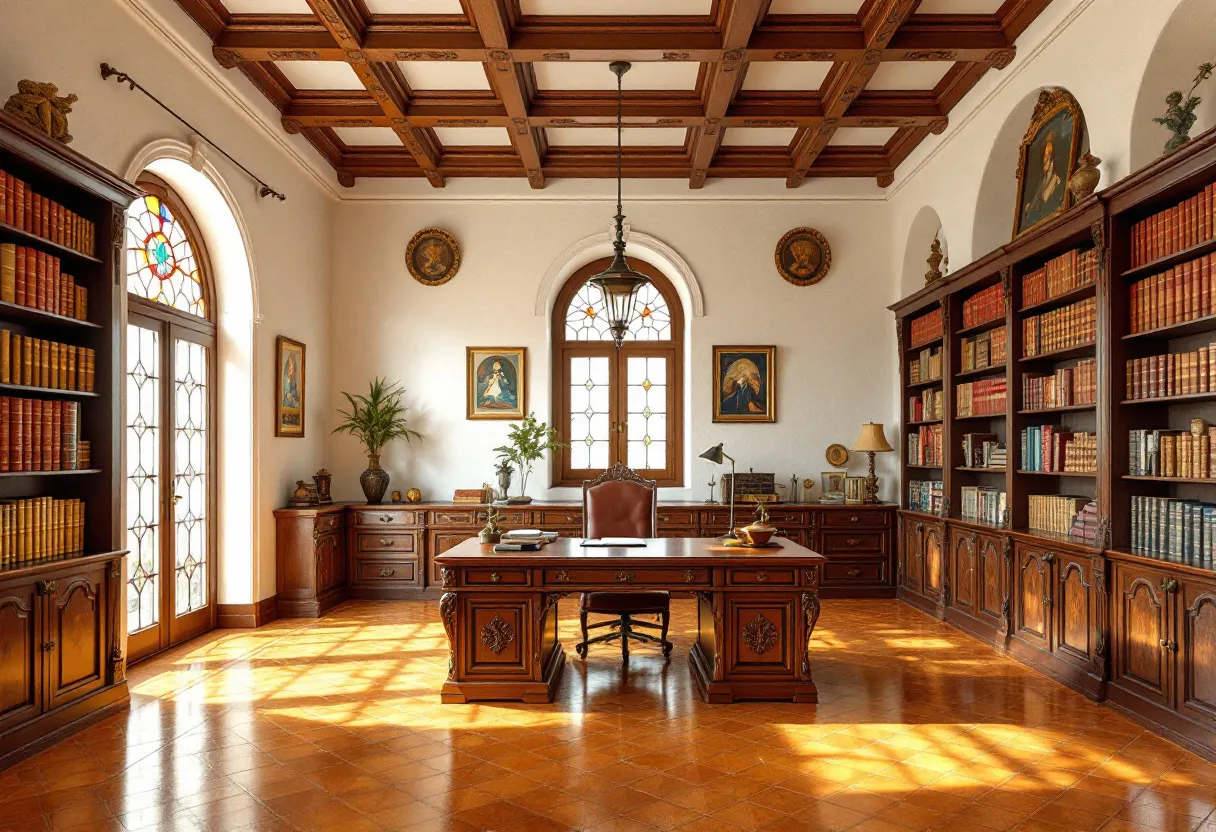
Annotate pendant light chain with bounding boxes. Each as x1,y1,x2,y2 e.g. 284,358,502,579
615,66,623,251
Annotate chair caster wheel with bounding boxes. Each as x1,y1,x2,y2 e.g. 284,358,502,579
662,644,673,658
575,645,587,659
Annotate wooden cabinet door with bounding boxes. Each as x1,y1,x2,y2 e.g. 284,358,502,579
976,534,1006,625
1053,553,1094,667
1112,563,1172,708
43,567,107,712
430,531,476,587
1015,545,1052,651
950,532,977,615
923,524,944,602
315,532,339,593
1178,575,1216,725
0,579,41,734
901,518,922,592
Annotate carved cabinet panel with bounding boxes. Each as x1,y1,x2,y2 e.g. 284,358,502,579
1112,563,1172,708
923,523,944,602
460,596,530,678
0,580,40,735
1178,575,1216,725
43,567,107,712
726,596,795,676
315,532,344,594
901,518,923,592
976,533,1006,624
951,532,977,615
1015,545,1052,651
1054,554,1093,666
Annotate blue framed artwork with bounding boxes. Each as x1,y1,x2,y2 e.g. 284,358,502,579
713,345,776,423
467,347,526,420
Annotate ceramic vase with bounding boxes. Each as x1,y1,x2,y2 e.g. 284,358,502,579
360,453,390,504
1068,153,1102,200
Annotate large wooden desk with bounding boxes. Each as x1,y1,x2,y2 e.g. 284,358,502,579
434,537,827,705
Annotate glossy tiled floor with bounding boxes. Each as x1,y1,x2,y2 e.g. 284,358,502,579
3,599,1216,832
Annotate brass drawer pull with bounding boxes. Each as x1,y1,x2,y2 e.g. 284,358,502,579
846,538,860,546
1043,595,1053,608
565,515,578,522
42,641,56,652
490,572,501,583
660,515,671,522
378,568,395,578
379,515,393,523
616,572,635,583
380,538,394,546
846,568,861,578
850,515,859,523
555,570,570,583
683,570,695,583
1160,639,1178,651
755,571,768,583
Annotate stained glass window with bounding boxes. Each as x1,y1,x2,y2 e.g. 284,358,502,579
173,339,209,616
626,356,668,471
126,195,207,317
569,356,611,470
126,324,160,634
565,280,671,341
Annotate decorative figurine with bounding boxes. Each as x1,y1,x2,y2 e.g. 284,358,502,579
1068,152,1102,199
313,469,332,504
494,459,514,503
478,508,502,544
924,234,944,285
706,474,718,504
289,480,312,507
4,80,78,144
391,490,403,503
406,488,421,503
789,474,799,503
1154,63,1214,154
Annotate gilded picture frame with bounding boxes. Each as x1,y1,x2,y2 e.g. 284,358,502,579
275,336,305,437
775,227,832,286
467,347,526,420
1012,88,1086,238
406,227,461,286
713,345,776,423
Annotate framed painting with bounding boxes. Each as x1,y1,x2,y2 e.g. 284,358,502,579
467,347,526,420
275,336,305,437
1013,88,1085,238
406,227,461,286
775,227,832,286
713,346,776,423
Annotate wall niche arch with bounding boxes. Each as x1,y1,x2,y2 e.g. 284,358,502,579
900,206,949,298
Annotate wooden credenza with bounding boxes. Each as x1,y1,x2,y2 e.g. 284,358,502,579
274,501,896,616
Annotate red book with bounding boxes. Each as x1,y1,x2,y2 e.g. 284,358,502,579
22,185,32,232
35,251,46,311
2,173,12,226
41,400,52,472
51,401,61,471
11,395,22,472
31,400,41,471
32,195,41,239
22,399,32,471
0,396,8,473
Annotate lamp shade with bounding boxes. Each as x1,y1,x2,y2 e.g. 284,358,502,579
699,442,727,464
588,254,648,346
852,423,894,453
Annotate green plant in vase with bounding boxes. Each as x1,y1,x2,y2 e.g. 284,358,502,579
333,377,423,504
493,413,568,505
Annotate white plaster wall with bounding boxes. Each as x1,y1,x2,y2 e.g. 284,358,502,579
328,195,899,505
0,0,335,603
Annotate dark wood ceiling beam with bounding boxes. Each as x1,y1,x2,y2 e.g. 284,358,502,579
174,0,229,40
467,0,546,188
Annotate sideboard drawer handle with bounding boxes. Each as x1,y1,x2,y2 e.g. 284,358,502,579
566,514,577,522
755,571,768,583
850,515,859,523
380,538,394,546
490,572,501,583
616,572,635,583
683,570,695,583
555,570,571,583
847,538,860,546
378,568,395,578
660,515,671,522
379,515,393,523
846,568,861,578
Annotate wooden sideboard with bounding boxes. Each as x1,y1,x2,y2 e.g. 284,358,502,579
274,501,896,617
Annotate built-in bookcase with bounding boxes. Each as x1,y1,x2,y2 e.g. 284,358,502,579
898,298,944,514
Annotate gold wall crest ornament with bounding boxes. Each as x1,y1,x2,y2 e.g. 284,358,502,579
775,227,832,286
4,80,78,144
924,234,944,285
405,227,460,286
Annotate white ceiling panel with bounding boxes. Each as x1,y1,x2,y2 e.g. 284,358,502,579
721,127,798,147
766,0,865,12
432,127,512,145
828,127,898,146
533,62,699,91
868,61,953,91
545,127,688,146
274,61,365,90
398,62,491,90
334,127,401,146
363,0,464,12
916,0,1004,12
520,0,712,14
224,0,313,12
741,62,833,91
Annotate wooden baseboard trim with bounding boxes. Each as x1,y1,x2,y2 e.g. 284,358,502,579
217,596,278,629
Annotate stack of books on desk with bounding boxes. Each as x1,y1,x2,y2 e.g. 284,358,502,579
493,529,559,552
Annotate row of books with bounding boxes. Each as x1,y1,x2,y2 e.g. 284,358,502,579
0,397,82,472
907,424,943,466
956,376,1006,417
960,326,1007,373
1130,496,1216,563
1022,247,1098,308
1020,425,1097,473
0,497,86,566
960,486,1006,526
1028,494,1091,536
908,346,941,385
0,331,96,392
962,282,1004,330
909,308,943,349
1129,420,1214,478
1128,252,1215,333
0,244,89,320
1125,345,1216,400
908,479,943,514
908,389,943,422
1022,296,1096,357
1130,183,1216,268
1070,500,1099,545
0,169,97,256
1022,359,1096,410
961,433,1006,469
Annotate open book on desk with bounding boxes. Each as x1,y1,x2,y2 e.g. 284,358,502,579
580,537,647,547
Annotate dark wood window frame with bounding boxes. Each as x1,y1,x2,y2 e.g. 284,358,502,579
551,259,685,488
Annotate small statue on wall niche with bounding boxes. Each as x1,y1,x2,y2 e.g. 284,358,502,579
4,80,78,144
1154,63,1214,154
924,234,944,286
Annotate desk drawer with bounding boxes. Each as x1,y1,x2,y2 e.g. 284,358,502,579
465,568,530,586
823,559,887,585
657,509,699,526
821,531,887,556
315,512,344,533
727,567,797,586
356,532,417,555
353,558,417,585
354,509,420,527
545,567,709,587
820,510,890,528
534,509,582,527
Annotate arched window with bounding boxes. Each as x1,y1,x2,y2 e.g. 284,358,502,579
124,174,217,662
551,258,684,487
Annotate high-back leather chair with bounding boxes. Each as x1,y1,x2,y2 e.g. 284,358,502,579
576,463,673,660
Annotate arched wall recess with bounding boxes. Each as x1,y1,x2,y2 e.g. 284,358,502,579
900,206,948,299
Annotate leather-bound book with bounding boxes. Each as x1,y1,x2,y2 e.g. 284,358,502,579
49,342,58,390
39,339,48,388
35,251,46,311
30,400,41,471
86,348,94,392
62,401,77,470
22,398,32,471
0,244,14,304
41,400,52,471
14,245,25,306
0,397,8,473
50,401,61,471
67,345,75,391
0,329,9,384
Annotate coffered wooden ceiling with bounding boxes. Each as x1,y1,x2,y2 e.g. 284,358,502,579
175,0,1053,188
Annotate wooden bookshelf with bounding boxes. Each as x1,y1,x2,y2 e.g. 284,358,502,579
0,112,136,769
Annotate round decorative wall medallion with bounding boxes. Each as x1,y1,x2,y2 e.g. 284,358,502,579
775,227,831,286
406,228,460,286
826,443,849,469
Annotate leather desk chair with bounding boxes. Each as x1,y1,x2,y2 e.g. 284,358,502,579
576,462,673,659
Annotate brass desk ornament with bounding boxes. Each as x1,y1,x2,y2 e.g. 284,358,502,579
479,508,502,544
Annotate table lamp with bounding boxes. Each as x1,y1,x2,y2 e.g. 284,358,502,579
852,423,894,504
699,442,736,539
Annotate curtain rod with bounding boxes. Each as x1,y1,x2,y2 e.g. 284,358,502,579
100,63,286,201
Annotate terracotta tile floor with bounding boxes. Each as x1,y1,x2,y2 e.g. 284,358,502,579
3,599,1216,832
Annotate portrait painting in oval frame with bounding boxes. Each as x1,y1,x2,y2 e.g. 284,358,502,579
406,227,461,286
775,227,832,286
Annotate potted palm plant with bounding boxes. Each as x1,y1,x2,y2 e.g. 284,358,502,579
493,413,567,504
333,377,423,503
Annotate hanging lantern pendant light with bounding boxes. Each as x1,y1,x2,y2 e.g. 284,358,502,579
588,61,650,349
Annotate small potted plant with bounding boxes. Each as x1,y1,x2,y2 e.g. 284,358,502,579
493,413,567,504
333,377,423,504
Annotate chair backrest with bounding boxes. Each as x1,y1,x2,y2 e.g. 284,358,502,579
583,463,657,538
